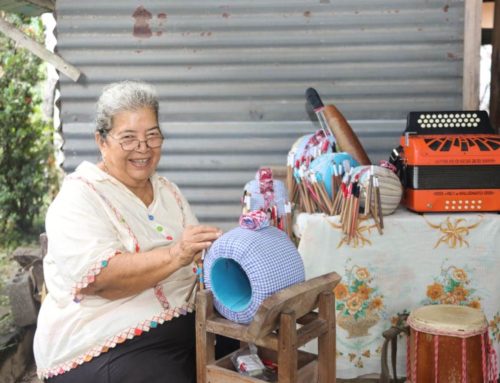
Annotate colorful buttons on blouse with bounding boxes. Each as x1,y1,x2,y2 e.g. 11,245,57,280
147,213,173,241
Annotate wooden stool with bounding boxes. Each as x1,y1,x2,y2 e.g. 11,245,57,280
196,271,341,383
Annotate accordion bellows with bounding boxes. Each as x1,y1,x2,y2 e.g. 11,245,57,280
204,226,305,324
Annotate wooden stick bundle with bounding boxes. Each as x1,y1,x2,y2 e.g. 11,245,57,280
334,170,385,244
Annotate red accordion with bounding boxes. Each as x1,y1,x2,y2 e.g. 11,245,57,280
397,111,500,213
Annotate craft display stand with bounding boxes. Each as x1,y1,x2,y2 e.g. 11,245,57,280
196,271,341,383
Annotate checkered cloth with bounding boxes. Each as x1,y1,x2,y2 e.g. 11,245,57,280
204,226,305,324
244,179,289,217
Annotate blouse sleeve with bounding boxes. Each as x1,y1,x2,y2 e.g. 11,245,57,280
44,179,125,302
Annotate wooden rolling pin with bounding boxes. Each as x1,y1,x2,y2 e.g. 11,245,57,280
323,104,371,165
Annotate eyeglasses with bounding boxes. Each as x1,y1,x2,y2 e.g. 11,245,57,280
106,132,164,151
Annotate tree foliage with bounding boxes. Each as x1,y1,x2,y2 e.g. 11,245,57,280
0,14,58,247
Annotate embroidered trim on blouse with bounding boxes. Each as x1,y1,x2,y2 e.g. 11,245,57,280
37,303,195,379
72,249,121,303
158,177,186,227
153,285,170,309
67,175,142,302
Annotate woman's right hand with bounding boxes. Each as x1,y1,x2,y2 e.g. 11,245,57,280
170,225,222,267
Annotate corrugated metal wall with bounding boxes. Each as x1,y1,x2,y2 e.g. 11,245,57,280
56,0,466,229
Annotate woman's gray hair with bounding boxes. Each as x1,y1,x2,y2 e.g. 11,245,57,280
95,80,159,136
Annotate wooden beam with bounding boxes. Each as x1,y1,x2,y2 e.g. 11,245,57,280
491,0,500,132
463,0,482,109
25,0,55,12
0,16,82,82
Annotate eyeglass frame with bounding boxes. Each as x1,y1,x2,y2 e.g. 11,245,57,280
99,129,164,151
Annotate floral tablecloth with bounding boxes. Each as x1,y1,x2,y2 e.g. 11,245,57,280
294,207,500,379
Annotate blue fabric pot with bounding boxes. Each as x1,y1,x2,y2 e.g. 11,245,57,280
203,226,305,324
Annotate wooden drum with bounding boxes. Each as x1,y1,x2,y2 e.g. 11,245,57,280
407,304,495,383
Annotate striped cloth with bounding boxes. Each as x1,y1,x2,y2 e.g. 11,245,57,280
204,226,305,324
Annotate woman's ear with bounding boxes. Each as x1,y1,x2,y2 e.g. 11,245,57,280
95,131,104,148
95,131,107,156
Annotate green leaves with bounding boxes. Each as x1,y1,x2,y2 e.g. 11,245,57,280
0,14,58,248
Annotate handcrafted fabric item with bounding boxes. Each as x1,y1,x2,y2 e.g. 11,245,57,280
243,173,288,217
309,152,359,199
289,130,336,180
351,165,403,215
204,226,305,324
239,210,270,230
286,130,336,207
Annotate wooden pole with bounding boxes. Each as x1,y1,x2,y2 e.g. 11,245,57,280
491,0,500,132
463,0,482,109
0,16,82,82
196,290,216,383
25,0,55,12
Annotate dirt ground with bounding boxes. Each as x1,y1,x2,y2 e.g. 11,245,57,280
17,362,40,383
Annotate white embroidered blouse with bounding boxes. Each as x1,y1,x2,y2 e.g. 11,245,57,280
33,161,199,379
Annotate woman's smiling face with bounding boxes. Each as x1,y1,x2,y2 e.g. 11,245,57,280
96,107,162,188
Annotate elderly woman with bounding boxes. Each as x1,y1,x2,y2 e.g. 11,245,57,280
34,81,221,383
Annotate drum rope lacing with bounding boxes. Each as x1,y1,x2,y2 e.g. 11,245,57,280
407,315,498,382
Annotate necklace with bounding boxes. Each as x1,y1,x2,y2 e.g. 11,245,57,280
100,161,153,206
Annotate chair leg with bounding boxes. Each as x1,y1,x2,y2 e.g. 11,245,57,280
278,310,298,383
318,291,336,383
196,291,216,383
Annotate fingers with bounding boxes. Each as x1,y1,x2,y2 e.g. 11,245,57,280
188,232,221,244
185,225,222,235
183,225,223,243
171,241,212,267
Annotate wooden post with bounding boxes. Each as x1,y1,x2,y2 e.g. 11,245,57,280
0,16,82,82
491,0,500,132
196,290,216,383
318,291,336,383
25,0,55,12
463,0,482,109
278,310,298,383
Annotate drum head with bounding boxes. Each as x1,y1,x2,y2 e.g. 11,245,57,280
408,304,487,336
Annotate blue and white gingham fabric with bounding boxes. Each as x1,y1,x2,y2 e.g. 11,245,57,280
243,179,288,216
204,226,305,324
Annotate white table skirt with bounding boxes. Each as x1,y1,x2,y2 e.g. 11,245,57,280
294,207,500,379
